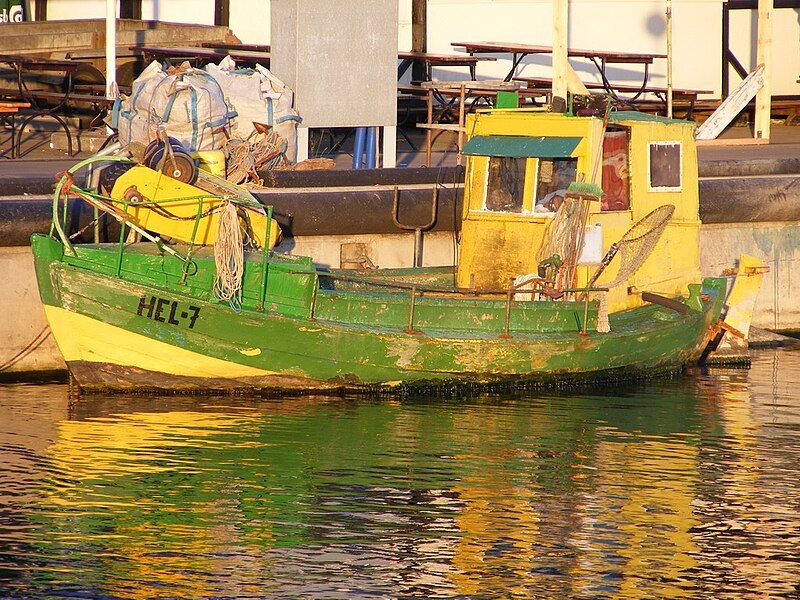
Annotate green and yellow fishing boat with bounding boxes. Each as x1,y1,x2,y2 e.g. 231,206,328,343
31,110,733,394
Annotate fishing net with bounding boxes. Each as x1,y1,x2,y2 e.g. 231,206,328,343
589,204,675,333
589,204,675,290
538,194,592,290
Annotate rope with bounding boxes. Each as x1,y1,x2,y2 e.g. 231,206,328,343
0,326,50,373
213,201,244,308
224,130,289,185
539,194,591,291
596,291,610,333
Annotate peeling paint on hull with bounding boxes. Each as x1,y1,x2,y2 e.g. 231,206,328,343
30,235,726,396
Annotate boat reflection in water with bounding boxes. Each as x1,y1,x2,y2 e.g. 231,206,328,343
2,350,800,597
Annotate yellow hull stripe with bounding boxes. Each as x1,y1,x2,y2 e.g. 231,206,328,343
43,306,274,378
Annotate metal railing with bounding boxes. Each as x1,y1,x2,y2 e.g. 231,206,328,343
51,154,276,310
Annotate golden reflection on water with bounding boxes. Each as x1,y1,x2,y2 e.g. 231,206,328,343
2,351,800,597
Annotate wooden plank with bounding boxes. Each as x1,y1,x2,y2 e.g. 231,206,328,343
566,62,589,95
416,123,465,131
552,0,569,102
696,137,770,146
451,41,665,62
696,65,764,140
419,79,518,91
754,0,773,140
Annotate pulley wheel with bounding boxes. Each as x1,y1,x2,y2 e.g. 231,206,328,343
152,150,198,185
144,137,198,185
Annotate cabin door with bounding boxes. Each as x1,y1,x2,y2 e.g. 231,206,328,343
601,130,630,212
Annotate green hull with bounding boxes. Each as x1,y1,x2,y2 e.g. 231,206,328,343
30,234,726,394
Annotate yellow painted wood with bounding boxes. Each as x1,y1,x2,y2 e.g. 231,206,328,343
456,110,703,314
723,254,766,338
755,0,773,140
43,305,275,378
109,165,280,249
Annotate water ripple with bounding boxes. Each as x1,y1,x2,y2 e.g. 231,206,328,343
2,351,800,597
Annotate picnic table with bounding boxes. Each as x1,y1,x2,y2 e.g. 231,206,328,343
0,54,86,156
131,45,271,67
452,41,667,101
201,42,271,53
513,75,713,116
397,51,495,82
0,100,29,158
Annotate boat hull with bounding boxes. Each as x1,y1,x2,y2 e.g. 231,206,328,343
31,235,725,395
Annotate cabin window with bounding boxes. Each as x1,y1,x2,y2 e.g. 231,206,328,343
601,130,631,211
534,158,577,213
648,142,682,191
485,156,527,212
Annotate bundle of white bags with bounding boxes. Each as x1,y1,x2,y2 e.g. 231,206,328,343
116,57,301,162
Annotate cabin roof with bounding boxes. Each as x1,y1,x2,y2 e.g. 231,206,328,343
608,111,695,127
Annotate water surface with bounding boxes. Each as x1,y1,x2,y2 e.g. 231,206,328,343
2,350,800,598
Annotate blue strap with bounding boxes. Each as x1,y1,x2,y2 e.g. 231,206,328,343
275,114,302,124
161,93,178,122
266,97,273,125
130,80,146,111
110,97,122,129
206,114,234,128
189,87,198,151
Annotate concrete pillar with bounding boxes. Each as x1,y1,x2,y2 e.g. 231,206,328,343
271,0,398,167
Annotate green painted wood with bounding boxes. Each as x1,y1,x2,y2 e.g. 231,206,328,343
30,234,727,393
461,135,581,158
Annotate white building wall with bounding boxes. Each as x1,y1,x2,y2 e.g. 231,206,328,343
139,0,214,24
43,0,800,99
729,7,800,97
422,0,722,97
47,0,107,20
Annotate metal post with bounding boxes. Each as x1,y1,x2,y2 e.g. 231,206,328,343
425,89,433,167
666,0,673,118
581,291,590,335
105,0,117,99
259,205,273,311
180,198,204,285
411,0,427,82
116,201,128,277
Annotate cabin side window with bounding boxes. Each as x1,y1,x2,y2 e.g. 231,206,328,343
534,158,577,213
648,142,682,191
485,156,528,213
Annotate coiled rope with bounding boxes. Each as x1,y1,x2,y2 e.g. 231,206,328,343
213,201,244,308
225,130,289,186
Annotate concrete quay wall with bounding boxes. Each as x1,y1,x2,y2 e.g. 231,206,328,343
0,247,66,376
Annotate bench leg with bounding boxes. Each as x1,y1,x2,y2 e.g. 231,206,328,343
16,111,74,158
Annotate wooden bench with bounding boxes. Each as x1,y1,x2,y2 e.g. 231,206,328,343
514,75,712,117
397,52,495,81
0,100,29,158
